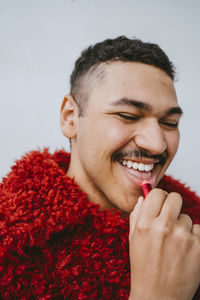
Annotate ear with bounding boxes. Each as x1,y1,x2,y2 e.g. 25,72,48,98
60,95,79,139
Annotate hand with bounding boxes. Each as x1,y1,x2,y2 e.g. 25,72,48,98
129,189,200,300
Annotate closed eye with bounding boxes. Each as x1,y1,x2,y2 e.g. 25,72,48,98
117,113,139,121
161,122,179,128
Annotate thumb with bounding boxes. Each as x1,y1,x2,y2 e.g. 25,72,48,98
129,196,144,240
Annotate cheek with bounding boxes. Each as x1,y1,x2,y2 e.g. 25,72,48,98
84,118,131,152
166,130,180,158
97,120,133,156
156,130,180,185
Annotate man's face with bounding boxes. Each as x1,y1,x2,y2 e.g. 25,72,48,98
68,62,181,213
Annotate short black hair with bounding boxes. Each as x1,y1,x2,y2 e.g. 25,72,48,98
70,36,175,116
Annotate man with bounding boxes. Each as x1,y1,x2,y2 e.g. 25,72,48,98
0,36,200,299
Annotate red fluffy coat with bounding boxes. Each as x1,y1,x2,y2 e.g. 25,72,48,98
0,149,200,299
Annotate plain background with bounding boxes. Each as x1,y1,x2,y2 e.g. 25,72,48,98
0,0,199,195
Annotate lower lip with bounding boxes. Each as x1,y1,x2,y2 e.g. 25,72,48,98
119,162,157,187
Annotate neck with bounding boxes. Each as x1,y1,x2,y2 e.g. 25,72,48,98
67,156,116,211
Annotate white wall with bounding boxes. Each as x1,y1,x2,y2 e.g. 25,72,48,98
0,0,200,194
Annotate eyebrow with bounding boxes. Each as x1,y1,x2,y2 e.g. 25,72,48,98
110,97,152,111
165,106,183,116
110,97,183,116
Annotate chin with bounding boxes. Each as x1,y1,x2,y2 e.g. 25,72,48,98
112,192,140,214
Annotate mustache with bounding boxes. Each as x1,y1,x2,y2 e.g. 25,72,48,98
112,149,167,165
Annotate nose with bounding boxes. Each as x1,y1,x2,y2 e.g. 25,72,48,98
134,118,167,155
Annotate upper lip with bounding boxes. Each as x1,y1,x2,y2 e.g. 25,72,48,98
119,158,160,165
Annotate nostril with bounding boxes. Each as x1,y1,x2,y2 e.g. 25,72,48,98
135,132,167,155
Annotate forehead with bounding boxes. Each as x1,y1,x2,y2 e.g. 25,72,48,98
87,61,178,113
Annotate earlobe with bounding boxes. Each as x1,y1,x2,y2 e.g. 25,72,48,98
60,95,78,139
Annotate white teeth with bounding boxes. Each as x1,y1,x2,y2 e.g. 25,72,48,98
127,161,132,168
145,164,153,172
121,160,154,172
138,163,145,171
132,162,138,170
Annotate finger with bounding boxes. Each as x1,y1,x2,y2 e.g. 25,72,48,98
178,214,193,231
159,192,183,221
192,224,200,238
139,188,167,220
129,196,144,239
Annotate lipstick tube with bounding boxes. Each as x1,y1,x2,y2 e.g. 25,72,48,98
141,183,152,198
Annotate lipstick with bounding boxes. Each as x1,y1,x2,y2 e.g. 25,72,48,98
141,182,152,198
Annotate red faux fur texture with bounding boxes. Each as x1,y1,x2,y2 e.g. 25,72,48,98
0,149,199,299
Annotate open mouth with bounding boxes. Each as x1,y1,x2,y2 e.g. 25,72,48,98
120,160,154,172
118,159,160,187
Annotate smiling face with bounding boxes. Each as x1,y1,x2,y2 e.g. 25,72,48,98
61,62,182,213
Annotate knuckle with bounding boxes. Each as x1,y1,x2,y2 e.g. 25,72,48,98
136,220,149,233
174,226,191,243
154,220,171,236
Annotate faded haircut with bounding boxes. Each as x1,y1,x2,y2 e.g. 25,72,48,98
70,36,175,116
